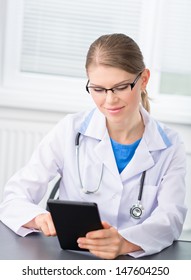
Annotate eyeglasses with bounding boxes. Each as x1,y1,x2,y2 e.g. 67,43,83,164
86,72,142,95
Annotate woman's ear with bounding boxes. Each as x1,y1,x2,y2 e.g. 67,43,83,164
141,69,150,90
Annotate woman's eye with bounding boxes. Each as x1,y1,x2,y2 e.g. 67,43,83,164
115,84,130,91
93,88,105,93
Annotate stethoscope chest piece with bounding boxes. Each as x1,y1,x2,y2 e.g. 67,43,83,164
130,201,144,219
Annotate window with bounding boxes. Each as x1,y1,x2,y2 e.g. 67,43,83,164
0,0,191,122
155,0,191,97
21,0,142,78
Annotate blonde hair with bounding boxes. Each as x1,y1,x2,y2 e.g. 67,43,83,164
85,33,150,112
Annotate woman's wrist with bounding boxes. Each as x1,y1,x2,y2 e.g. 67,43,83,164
119,236,142,255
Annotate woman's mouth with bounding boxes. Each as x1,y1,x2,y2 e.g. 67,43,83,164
106,107,124,114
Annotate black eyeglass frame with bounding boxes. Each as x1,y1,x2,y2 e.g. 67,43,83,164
86,72,142,94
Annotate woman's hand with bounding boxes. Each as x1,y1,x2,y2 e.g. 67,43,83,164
77,221,142,259
24,213,56,236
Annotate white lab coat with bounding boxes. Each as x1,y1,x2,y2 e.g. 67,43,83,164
0,106,187,258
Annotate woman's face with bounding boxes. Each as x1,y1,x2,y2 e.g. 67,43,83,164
87,65,149,126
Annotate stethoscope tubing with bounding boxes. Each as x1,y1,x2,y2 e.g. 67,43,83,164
75,132,103,194
138,170,146,201
75,132,146,218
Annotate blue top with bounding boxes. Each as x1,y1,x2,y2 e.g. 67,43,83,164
110,138,141,173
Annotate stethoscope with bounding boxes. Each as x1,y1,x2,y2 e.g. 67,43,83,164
75,132,146,219
129,170,146,219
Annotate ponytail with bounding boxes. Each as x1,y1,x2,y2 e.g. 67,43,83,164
141,89,150,113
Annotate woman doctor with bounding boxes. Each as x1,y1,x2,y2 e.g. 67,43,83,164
0,33,187,259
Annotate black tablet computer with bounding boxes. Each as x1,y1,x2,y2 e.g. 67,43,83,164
47,199,103,251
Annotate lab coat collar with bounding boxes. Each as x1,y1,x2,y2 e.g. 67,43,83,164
80,106,171,152
140,106,172,151
79,108,106,140
79,106,172,178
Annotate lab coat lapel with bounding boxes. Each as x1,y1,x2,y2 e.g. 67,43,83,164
81,109,119,178
94,130,119,177
120,139,155,181
121,106,172,181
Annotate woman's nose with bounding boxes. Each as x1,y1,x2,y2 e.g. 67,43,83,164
105,91,118,103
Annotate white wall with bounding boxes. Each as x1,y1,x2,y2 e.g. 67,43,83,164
0,105,190,240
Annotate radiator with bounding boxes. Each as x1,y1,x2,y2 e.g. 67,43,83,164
0,119,53,201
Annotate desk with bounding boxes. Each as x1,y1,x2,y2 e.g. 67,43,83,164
0,222,191,260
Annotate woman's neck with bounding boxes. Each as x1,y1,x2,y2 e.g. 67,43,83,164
107,113,144,144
